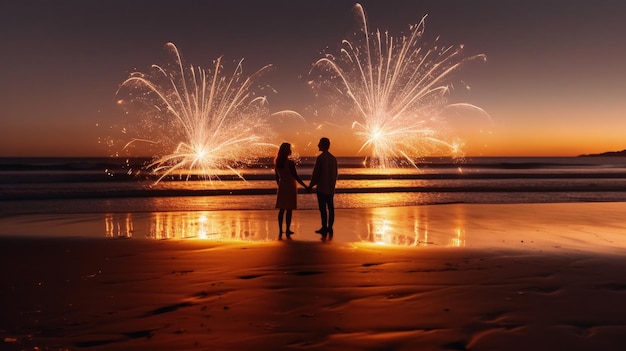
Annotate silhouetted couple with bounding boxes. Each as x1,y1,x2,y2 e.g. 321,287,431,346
274,137,338,241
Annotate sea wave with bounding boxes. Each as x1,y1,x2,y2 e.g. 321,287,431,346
1,156,626,209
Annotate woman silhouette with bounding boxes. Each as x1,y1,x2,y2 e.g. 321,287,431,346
274,143,307,239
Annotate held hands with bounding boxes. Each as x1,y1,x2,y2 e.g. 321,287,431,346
305,185,313,193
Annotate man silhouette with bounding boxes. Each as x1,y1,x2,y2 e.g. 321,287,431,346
308,137,338,240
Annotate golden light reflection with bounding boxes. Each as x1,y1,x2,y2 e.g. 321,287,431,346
414,218,428,246
452,227,466,247
366,217,392,245
452,206,467,247
197,214,208,239
105,213,133,238
101,206,469,246
359,207,467,247
148,211,273,241
362,211,426,246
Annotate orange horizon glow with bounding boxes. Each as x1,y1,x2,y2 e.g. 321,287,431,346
2,2,625,159
1,125,625,159
2,91,624,158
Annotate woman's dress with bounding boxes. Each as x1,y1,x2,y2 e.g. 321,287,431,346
275,162,298,209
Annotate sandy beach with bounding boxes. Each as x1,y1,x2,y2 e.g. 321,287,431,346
1,202,626,350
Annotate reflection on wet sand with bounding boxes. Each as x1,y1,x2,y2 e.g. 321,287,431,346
103,207,468,247
105,213,134,238
148,211,274,241
363,217,421,246
359,207,466,247
453,228,466,247
356,207,466,247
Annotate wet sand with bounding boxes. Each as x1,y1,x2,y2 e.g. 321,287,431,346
1,202,626,350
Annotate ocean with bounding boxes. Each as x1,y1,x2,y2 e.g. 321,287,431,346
2,156,626,212
1,156,625,240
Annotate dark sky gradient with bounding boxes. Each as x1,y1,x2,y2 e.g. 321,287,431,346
1,0,625,156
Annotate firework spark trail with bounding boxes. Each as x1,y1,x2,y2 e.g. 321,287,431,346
309,3,487,168
117,43,277,183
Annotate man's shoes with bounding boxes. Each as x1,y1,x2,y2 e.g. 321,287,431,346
315,227,328,234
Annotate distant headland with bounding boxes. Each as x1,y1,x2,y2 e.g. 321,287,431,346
579,149,626,157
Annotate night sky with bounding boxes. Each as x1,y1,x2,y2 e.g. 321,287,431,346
1,0,625,157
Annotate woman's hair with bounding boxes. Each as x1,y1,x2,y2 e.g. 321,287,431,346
275,143,291,168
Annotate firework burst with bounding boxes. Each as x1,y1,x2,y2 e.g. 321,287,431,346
309,3,487,168
117,43,276,182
